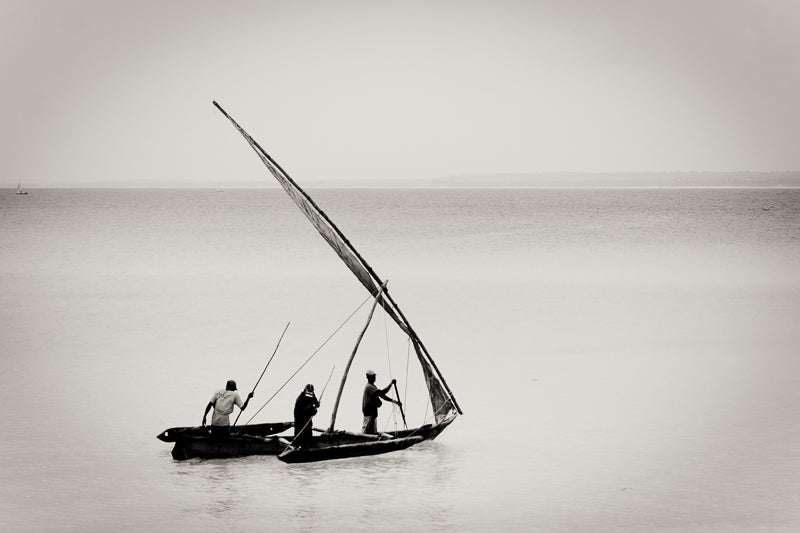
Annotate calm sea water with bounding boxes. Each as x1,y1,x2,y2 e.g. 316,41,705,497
1,187,799,532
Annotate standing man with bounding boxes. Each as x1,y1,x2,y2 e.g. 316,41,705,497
293,384,320,448
362,369,401,435
202,379,253,438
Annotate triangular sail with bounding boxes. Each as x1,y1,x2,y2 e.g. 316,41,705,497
413,340,458,423
213,101,462,418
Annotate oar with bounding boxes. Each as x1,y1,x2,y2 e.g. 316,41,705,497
393,381,407,429
233,321,290,427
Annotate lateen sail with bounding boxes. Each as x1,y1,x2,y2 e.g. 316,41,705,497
413,340,457,423
213,101,462,419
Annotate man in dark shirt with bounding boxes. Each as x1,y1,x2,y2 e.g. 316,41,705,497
293,383,320,447
361,369,401,434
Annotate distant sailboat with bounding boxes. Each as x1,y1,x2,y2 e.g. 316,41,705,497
216,182,224,192
16,179,28,195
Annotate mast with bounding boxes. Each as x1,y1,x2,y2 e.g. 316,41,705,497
328,282,387,432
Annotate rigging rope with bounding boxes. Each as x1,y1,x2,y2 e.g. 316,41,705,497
244,293,373,425
377,326,412,434
380,306,398,433
382,305,392,376
404,337,411,408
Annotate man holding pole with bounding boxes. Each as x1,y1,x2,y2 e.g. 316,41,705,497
202,380,253,438
293,384,320,448
362,369,401,435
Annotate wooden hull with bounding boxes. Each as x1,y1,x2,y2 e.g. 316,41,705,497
169,430,395,461
165,418,455,461
278,435,423,463
170,433,291,460
391,420,452,441
278,419,455,463
156,421,292,442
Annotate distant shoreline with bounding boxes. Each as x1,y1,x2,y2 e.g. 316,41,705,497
8,171,800,189
7,186,800,192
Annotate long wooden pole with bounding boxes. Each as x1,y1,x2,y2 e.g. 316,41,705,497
319,364,337,400
328,281,387,432
233,321,290,426
393,381,407,429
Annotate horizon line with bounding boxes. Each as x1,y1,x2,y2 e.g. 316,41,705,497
7,170,800,189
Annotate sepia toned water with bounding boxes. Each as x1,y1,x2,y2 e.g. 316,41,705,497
1,187,799,532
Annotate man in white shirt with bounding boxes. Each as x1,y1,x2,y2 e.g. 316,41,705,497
202,380,254,437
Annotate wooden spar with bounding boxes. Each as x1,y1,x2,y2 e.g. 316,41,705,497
212,101,462,415
319,364,337,399
328,281,388,432
233,322,290,426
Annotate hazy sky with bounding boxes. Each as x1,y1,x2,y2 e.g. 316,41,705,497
2,0,798,185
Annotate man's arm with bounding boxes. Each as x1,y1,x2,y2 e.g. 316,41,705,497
202,402,214,426
378,379,402,405
240,392,254,411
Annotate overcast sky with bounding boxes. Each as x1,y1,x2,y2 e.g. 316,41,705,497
2,0,798,185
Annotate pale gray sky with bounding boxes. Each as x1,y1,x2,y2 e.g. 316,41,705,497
2,0,798,185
